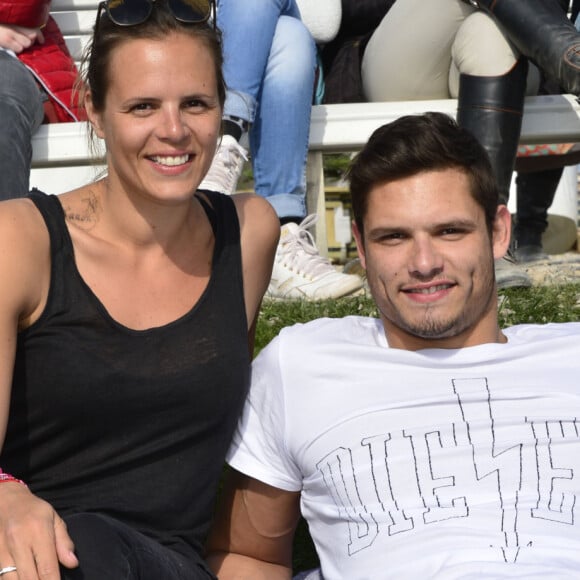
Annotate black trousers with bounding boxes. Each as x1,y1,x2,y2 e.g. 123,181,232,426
60,513,214,580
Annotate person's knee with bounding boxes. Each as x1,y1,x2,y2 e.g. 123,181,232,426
269,16,316,82
0,59,45,136
61,513,131,579
0,55,43,104
62,513,198,580
453,12,519,77
450,11,540,97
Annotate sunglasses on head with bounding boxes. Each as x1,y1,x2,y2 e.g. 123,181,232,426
96,0,216,31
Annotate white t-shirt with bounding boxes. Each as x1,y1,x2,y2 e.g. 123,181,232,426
227,318,580,579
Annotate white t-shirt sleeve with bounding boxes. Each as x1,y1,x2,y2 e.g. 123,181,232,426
226,333,303,492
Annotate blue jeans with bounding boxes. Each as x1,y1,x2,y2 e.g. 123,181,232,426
217,0,316,219
60,512,214,579
0,51,45,200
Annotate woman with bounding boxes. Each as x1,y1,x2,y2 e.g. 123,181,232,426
0,1,278,578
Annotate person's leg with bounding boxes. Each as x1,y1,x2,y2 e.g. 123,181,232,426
476,0,580,95
454,11,542,205
514,167,563,262
249,14,315,219
361,0,475,101
248,15,362,300
456,60,528,206
0,52,45,200
449,10,540,97
200,0,302,195
453,12,536,289
218,0,301,124
61,512,213,580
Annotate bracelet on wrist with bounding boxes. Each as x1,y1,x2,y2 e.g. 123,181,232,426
0,469,26,487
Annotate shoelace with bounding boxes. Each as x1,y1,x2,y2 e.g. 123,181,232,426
217,141,247,182
203,139,248,193
278,215,338,278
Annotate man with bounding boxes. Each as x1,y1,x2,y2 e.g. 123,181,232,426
206,113,580,579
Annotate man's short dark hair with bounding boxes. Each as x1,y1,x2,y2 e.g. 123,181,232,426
347,112,499,235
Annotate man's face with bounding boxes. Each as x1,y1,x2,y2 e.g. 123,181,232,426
353,168,510,351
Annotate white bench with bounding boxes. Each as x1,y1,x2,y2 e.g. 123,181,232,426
30,0,104,194
306,97,580,256
33,1,580,255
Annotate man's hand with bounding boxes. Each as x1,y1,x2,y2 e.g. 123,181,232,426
0,24,44,54
0,482,78,580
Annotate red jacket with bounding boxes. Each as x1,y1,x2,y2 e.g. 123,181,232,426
0,0,85,122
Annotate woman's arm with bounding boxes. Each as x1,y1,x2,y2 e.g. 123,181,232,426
235,193,279,354
0,199,78,580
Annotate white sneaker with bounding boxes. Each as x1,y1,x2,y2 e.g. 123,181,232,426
199,134,248,195
267,215,364,300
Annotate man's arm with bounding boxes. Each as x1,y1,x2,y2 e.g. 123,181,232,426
206,469,302,579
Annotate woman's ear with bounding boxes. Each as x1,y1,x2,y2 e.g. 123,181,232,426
492,204,512,260
84,91,105,140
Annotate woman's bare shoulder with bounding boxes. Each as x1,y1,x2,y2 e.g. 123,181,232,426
0,197,52,324
0,197,49,247
233,192,279,238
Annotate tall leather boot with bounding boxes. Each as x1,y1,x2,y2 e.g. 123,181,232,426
457,57,531,288
475,0,580,95
457,57,528,205
514,167,562,262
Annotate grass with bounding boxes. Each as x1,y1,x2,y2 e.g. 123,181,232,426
256,284,580,355
253,283,580,572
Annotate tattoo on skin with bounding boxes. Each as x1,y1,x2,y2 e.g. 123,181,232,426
65,189,101,225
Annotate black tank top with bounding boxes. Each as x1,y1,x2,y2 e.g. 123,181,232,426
2,190,249,566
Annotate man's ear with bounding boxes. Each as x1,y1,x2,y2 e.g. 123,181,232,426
84,91,105,140
352,220,367,270
492,204,512,260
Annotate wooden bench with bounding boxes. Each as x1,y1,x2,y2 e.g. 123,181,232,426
33,0,580,255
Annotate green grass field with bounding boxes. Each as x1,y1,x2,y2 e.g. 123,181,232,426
252,283,580,572
256,284,580,355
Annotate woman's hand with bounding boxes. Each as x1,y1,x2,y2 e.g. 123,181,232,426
0,482,78,580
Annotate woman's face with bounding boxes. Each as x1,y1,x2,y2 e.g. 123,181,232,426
87,31,222,206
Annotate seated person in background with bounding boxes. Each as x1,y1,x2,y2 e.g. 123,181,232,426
206,112,580,579
200,0,363,301
511,0,580,264
0,1,278,578
0,0,84,199
322,0,580,288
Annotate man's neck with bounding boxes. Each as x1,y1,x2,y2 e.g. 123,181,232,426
382,320,507,352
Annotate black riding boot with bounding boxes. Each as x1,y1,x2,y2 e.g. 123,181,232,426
475,0,580,95
457,57,531,288
514,167,562,262
457,57,528,205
